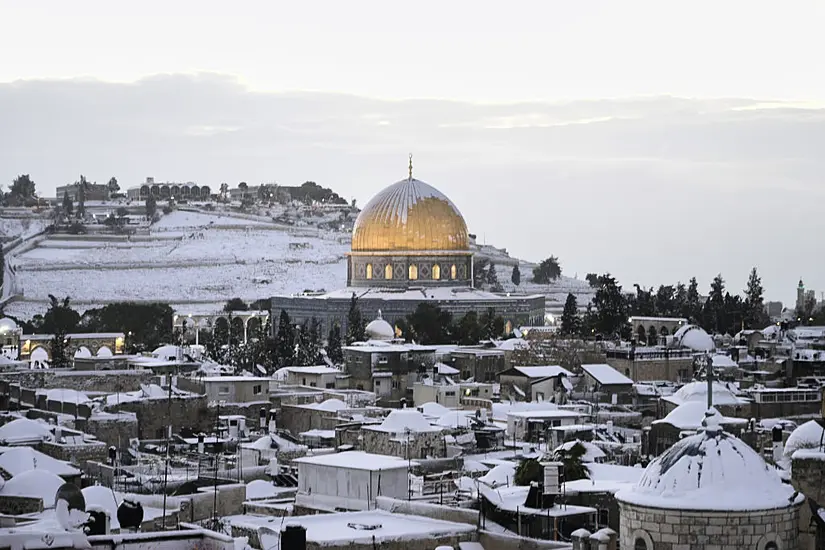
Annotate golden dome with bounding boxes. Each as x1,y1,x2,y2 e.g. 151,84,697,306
352,177,469,252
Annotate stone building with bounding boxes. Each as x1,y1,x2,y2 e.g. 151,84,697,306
498,365,572,402
605,347,694,383
271,166,546,336
452,347,506,383
616,408,803,550
339,408,446,459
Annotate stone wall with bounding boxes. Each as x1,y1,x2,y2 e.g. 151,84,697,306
178,483,246,523
360,428,446,458
0,495,43,515
85,412,140,449
279,404,337,436
607,356,693,383
618,499,800,550
38,440,108,464
215,401,272,429
108,395,210,439
0,369,153,394
478,531,573,550
792,455,825,550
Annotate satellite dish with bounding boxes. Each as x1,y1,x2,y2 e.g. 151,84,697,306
561,377,574,392
55,483,87,532
117,499,144,532
255,364,267,375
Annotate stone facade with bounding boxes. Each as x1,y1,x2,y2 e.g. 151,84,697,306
453,349,506,383
618,499,801,550
272,292,545,339
0,495,44,515
606,354,694,383
38,440,108,464
359,427,446,459
85,412,140,449
791,455,825,550
348,252,473,288
0,369,152,396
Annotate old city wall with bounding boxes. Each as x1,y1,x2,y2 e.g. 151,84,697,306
618,500,800,550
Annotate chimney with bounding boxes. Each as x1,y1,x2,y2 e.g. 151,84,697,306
197,433,205,455
772,425,784,464
570,528,591,550
259,408,267,430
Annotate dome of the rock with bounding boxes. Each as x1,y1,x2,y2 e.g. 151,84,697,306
351,177,469,253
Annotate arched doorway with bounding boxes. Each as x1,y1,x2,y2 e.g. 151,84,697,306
213,317,230,345
97,346,113,358
246,317,263,341
74,346,92,359
30,347,50,369
229,317,245,344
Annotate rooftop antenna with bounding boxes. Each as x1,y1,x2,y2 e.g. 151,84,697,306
408,154,414,181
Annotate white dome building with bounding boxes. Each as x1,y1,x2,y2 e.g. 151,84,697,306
616,408,802,550
364,311,395,341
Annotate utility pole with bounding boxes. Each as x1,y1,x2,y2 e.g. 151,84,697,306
161,377,172,529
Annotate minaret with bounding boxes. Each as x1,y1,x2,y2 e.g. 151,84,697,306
408,153,413,181
797,278,805,312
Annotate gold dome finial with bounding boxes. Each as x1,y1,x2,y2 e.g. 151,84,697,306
408,153,413,180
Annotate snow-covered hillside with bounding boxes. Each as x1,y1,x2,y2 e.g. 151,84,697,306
6,210,348,318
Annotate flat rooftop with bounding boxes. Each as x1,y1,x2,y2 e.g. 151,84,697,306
228,509,475,544
292,450,418,471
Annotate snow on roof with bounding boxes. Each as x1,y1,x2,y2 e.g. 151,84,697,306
617,409,800,511
491,400,566,421
581,364,633,386
305,398,348,412
586,463,644,484
284,366,341,375
496,338,528,351
479,483,596,516
239,509,475,545
507,409,583,419
554,440,606,463
417,401,451,418
511,365,572,378
0,469,65,507
246,479,279,500
243,434,307,453
663,381,749,407
435,411,473,428
293,451,417,471
478,462,516,488
653,401,748,431
300,429,336,439
365,409,441,433
462,459,490,473
0,418,53,444
36,388,91,403
783,420,825,464
672,324,714,352
201,375,270,383
82,485,122,528
0,447,80,478
435,362,460,375
711,354,739,368
365,315,395,341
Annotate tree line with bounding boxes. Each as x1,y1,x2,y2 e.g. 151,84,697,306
559,267,820,341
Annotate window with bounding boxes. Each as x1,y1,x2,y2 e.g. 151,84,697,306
366,264,373,279
378,356,388,364
764,543,778,550
253,384,262,395
326,382,335,389
392,380,400,390
310,382,317,388
445,391,456,397
385,264,393,279
536,392,545,402
409,264,418,280
634,538,648,550
218,386,230,395
598,508,609,526
432,264,441,280
451,264,457,280
375,380,381,386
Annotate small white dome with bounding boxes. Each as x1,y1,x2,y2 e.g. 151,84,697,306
0,318,19,333
673,324,714,352
365,310,394,341
1,469,65,508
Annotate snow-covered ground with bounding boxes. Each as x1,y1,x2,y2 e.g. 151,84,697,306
6,210,349,319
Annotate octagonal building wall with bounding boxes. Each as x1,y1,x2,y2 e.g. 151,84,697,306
618,500,801,550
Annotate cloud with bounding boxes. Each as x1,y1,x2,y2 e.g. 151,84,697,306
0,73,822,304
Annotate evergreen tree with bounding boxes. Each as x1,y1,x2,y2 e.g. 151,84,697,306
295,322,314,366
479,307,505,340
631,284,655,316
407,303,454,344
107,177,120,196
592,274,627,338
673,282,687,318
560,293,580,336
8,175,36,206
275,309,295,367
473,257,490,289
454,311,483,345
532,256,562,284
326,323,344,364
553,441,589,482
44,295,78,368
685,277,701,321
145,194,157,219
744,267,768,329
655,285,675,317
702,274,726,333
511,265,521,286
486,263,503,292
76,175,88,218
62,191,73,218
345,293,366,344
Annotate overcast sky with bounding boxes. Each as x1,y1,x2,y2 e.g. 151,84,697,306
1,0,823,304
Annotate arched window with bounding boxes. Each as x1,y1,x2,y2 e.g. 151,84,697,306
634,538,648,550
451,264,457,280
432,264,441,280
366,264,373,279
765,543,778,550
385,264,393,279
409,264,418,280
